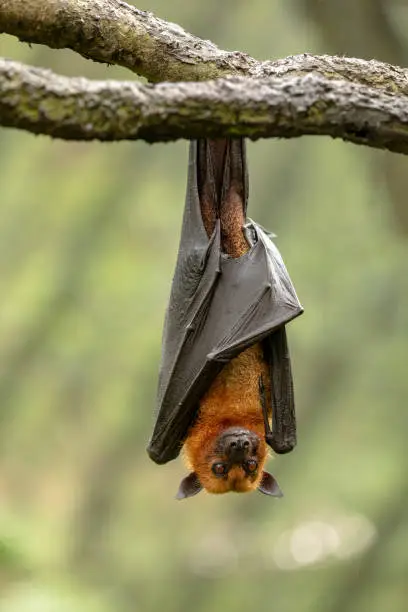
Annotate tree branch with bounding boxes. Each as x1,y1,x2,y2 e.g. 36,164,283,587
2,0,408,93
2,0,408,153
2,57,408,153
0,0,256,82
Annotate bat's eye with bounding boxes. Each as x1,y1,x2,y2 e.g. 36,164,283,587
245,459,258,473
212,462,227,477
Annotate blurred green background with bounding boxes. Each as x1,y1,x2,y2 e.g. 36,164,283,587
1,1,408,611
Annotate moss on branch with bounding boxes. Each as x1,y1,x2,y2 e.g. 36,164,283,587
2,58,408,154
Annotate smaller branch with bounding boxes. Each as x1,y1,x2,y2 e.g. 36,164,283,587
262,54,408,97
0,0,255,82
2,58,408,154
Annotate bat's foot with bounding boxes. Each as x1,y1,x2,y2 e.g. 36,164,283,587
265,433,296,455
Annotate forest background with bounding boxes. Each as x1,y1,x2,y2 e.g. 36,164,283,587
0,1,407,611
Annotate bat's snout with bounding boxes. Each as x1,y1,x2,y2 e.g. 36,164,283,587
228,442,249,463
217,428,259,462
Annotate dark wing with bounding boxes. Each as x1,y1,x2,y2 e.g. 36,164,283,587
263,327,297,454
147,142,303,465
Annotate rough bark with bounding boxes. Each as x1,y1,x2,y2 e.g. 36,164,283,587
1,0,408,153
2,57,408,153
0,0,255,82
2,0,408,91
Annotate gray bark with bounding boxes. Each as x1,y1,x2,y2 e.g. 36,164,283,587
1,0,408,152
0,0,256,82
2,58,408,153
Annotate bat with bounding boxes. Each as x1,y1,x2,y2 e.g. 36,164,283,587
147,138,303,498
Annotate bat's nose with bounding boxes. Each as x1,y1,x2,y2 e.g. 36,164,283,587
229,437,250,450
227,435,251,460
216,427,259,461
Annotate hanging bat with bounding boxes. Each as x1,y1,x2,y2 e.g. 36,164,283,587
147,138,303,499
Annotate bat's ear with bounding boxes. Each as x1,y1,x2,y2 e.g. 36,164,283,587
257,471,283,498
175,472,203,500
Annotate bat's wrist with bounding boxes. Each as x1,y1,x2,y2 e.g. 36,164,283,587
265,433,296,455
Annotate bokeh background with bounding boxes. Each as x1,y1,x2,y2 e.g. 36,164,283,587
1,1,408,610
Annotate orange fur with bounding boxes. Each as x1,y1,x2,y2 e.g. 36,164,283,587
183,344,271,494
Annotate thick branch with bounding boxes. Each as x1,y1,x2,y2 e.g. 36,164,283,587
2,0,408,154
2,58,408,154
2,0,408,96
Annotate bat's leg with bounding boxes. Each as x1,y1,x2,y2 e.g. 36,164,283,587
262,330,297,454
197,139,248,256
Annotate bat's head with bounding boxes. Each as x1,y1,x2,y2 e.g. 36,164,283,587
178,426,282,499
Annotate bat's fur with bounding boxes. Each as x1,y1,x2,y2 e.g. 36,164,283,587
183,344,271,493
183,139,272,494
